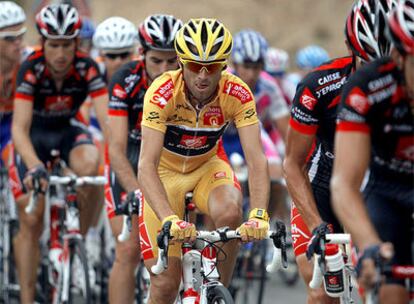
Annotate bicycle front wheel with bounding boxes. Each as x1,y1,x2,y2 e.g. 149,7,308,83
62,239,92,304
207,285,234,304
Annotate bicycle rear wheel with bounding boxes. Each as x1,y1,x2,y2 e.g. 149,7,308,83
62,239,91,304
207,285,234,304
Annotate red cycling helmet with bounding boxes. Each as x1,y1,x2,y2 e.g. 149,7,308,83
387,0,414,55
36,4,81,39
345,0,397,62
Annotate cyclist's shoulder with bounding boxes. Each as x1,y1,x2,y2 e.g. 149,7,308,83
302,56,352,83
74,51,100,69
257,71,283,94
112,59,145,84
345,57,398,91
341,57,401,110
219,71,254,104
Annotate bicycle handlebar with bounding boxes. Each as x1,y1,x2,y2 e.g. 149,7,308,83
151,228,287,276
309,233,351,289
25,175,106,214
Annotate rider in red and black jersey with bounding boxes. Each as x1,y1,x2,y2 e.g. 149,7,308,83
9,5,108,303
105,14,182,303
332,1,414,302
0,1,26,166
283,0,397,302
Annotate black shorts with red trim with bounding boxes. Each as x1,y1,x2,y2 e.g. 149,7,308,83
9,121,93,200
363,174,413,285
104,140,140,219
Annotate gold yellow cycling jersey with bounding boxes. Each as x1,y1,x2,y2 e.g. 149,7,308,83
142,69,259,173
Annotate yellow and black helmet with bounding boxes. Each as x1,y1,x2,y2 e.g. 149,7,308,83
175,18,233,62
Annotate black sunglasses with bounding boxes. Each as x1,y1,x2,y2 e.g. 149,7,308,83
104,52,132,60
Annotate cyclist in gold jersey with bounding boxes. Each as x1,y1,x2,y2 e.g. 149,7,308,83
138,18,271,304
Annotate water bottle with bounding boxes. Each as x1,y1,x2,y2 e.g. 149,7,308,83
323,243,345,297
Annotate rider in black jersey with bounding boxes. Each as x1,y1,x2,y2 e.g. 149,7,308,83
283,0,397,302
9,5,108,303
105,14,182,303
332,1,414,302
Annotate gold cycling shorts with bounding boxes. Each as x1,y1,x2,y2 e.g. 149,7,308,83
139,155,240,260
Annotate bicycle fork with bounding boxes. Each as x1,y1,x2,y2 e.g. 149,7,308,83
181,243,220,304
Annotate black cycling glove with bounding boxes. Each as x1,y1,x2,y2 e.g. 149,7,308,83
306,221,332,260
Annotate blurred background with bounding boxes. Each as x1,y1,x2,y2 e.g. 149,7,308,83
18,0,354,71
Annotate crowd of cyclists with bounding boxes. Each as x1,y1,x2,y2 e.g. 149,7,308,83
0,0,412,303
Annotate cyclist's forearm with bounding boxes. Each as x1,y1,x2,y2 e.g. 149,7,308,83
137,163,174,220
12,124,42,169
109,147,139,193
247,153,270,210
283,158,322,231
331,181,380,250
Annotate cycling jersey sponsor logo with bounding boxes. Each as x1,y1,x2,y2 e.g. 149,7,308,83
151,79,174,109
315,77,347,98
243,108,256,120
291,107,318,124
179,134,207,148
300,88,317,110
346,87,370,115
317,72,341,85
203,106,224,126
223,81,253,104
112,83,127,99
396,136,414,161
45,95,73,112
214,171,227,179
86,66,98,81
368,74,394,92
146,111,160,121
24,71,36,84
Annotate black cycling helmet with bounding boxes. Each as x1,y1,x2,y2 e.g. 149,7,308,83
138,14,182,51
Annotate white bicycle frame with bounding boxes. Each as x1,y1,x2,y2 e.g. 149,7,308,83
309,233,357,304
151,229,285,304
27,175,106,303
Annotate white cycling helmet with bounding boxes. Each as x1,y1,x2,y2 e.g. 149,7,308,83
0,1,26,29
232,30,268,64
93,17,138,52
265,47,289,76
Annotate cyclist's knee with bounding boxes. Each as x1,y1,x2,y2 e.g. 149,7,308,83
115,240,141,266
150,271,181,303
213,201,242,228
16,196,44,234
69,145,100,176
308,288,337,304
